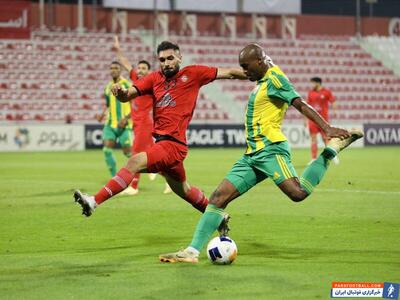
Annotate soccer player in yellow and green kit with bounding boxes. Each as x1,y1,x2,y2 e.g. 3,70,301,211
159,44,364,263
96,61,132,178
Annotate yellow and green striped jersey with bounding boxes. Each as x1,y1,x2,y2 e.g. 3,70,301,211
245,65,300,154
104,77,132,129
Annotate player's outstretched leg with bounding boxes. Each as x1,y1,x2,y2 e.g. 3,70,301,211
73,152,147,217
279,129,363,201
159,179,238,263
300,129,363,195
163,173,209,213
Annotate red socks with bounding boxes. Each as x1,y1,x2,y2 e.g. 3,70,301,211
94,169,208,213
130,173,140,190
184,186,209,213
311,141,318,160
95,168,134,204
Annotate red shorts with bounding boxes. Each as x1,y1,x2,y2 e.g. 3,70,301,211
146,140,188,182
132,124,154,154
308,121,326,137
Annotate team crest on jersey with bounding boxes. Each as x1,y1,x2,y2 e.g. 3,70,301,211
156,92,176,108
181,75,188,82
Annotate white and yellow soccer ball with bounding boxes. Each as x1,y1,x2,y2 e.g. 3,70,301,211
206,236,238,265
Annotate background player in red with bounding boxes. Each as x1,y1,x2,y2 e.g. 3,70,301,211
74,41,247,222
307,77,339,164
113,36,172,195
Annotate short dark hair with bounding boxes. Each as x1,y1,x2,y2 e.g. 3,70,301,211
138,60,151,69
310,77,322,84
111,61,121,67
157,41,180,54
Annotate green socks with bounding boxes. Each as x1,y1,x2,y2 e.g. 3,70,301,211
300,146,337,194
103,146,116,176
189,204,225,251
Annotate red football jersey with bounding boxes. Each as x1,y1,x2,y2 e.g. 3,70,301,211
133,65,218,144
307,88,335,120
129,70,154,125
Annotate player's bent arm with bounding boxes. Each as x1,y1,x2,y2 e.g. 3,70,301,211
292,98,350,139
292,98,330,131
114,35,133,73
117,51,133,73
216,68,247,80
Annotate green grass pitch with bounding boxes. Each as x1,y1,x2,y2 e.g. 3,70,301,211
0,147,399,299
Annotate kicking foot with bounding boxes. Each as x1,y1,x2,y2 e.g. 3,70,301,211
327,129,364,154
217,213,231,237
163,183,172,194
74,190,97,217
159,249,199,263
120,186,139,196
148,173,157,181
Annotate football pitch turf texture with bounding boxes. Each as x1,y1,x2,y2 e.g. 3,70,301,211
0,148,399,299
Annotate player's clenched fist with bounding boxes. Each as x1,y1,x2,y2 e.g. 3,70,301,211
111,83,129,102
111,83,123,96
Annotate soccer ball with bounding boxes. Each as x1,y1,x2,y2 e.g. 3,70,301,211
206,236,238,265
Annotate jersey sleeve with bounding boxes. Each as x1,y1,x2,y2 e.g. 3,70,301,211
267,73,301,105
129,69,138,81
327,89,335,103
192,65,218,86
133,73,154,96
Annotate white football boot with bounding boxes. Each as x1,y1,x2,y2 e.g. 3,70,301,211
74,190,97,217
120,186,139,196
148,173,157,181
159,248,199,263
163,183,173,194
327,129,364,154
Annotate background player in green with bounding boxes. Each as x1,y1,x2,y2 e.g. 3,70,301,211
159,44,364,263
96,61,133,177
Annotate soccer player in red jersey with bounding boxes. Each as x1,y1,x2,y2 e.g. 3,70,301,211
113,36,171,195
307,77,339,164
74,41,246,222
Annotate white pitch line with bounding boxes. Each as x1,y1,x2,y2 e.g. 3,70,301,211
317,188,400,195
199,185,400,195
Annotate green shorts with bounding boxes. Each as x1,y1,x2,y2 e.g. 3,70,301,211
103,125,132,148
225,141,298,195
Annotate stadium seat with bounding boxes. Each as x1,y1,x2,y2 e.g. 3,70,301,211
1,31,399,124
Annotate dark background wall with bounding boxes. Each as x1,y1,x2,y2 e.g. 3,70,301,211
302,0,400,17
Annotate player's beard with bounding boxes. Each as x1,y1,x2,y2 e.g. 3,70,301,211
162,65,179,78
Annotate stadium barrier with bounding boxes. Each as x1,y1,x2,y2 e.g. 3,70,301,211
1,123,378,152
83,124,365,149
364,123,400,146
0,124,84,151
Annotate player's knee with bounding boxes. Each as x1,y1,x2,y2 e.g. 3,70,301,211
209,190,229,208
287,190,307,202
125,154,142,173
103,146,112,154
123,150,131,158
